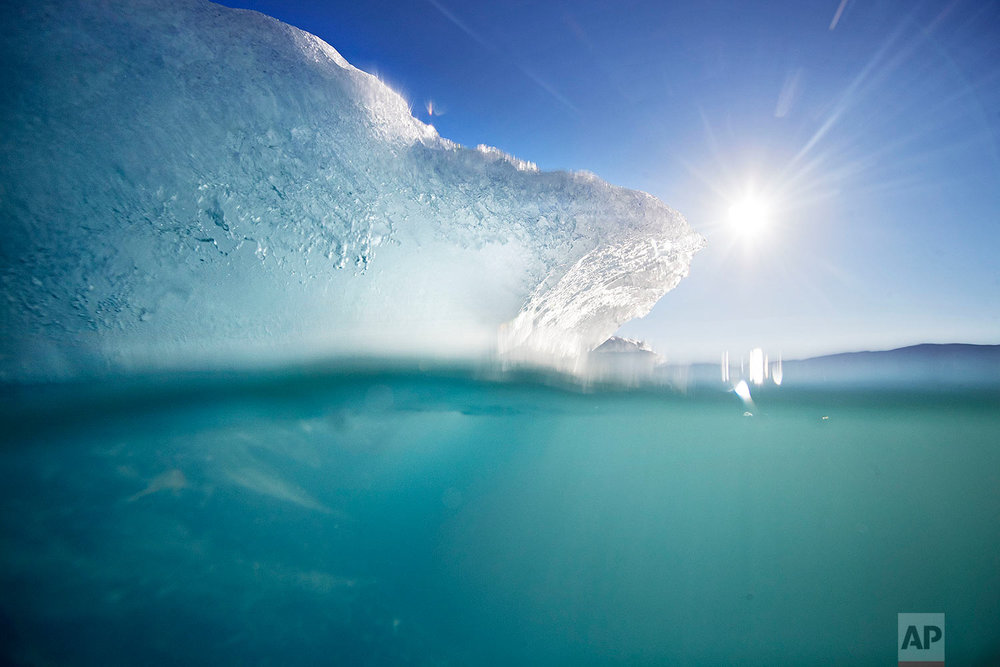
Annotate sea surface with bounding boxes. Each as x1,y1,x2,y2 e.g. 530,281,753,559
2,362,998,665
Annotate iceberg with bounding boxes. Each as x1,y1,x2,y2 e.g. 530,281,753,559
0,0,704,380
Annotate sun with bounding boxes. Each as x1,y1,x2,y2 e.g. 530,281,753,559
727,194,772,238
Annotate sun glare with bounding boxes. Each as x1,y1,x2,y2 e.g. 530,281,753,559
727,194,772,237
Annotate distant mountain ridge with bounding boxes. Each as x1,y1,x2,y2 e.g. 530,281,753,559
775,343,999,387
797,343,1000,362
657,343,1000,388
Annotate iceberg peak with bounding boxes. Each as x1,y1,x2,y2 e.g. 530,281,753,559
0,0,704,379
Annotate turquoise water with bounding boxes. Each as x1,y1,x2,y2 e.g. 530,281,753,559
2,365,998,665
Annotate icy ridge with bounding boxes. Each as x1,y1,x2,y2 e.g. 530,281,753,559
0,0,704,379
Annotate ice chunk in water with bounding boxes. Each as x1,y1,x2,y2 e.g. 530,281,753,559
0,0,704,379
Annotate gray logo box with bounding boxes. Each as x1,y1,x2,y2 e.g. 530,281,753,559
898,613,944,664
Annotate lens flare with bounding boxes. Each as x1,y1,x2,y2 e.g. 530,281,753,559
728,194,772,237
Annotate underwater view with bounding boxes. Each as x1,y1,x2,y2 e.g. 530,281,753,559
2,0,999,664
3,361,1000,664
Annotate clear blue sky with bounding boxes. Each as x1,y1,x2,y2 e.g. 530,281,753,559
219,0,999,361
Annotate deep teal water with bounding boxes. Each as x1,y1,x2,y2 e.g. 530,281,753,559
1,365,998,665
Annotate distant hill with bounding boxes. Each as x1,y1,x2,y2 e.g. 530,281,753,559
783,343,1000,386
657,344,1000,388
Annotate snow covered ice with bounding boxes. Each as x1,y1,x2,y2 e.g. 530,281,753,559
0,0,704,379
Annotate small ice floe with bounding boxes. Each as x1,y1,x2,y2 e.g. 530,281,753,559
733,379,756,416
733,379,752,402
585,336,662,385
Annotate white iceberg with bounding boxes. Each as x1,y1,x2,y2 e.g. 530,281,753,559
0,0,704,379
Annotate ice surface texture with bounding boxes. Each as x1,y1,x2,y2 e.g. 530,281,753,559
0,0,704,379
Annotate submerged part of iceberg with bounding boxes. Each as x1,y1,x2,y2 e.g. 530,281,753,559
0,0,704,379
